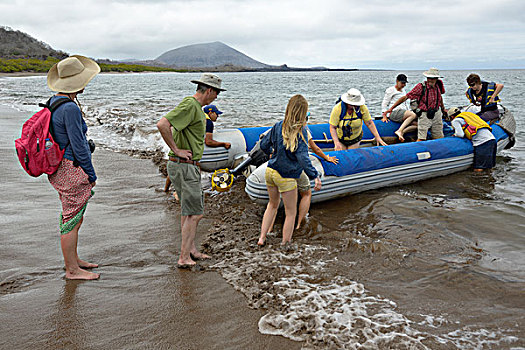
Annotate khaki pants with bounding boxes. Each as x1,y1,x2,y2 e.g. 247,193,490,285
418,110,444,140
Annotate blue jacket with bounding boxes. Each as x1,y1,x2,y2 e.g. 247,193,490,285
49,95,97,182
260,121,318,180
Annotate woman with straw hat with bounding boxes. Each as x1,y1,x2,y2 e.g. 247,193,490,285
46,55,101,280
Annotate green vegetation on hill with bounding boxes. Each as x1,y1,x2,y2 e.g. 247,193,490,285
0,57,187,73
0,57,58,73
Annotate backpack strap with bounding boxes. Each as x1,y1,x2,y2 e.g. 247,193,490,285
42,97,76,158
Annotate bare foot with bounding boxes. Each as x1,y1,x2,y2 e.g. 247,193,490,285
66,268,100,280
177,257,196,267
190,251,211,260
395,130,405,142
257,234,266,246
78,259,98,269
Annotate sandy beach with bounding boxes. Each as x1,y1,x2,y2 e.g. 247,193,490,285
0,105,302,349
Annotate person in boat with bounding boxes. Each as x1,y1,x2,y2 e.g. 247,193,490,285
157,73,225,268
385,68,446,142
296,119,338,229
203,104,231,149
329,88,387,150
448,107,497,172
258,95,322,246
465,73,504,122
381,74,418,142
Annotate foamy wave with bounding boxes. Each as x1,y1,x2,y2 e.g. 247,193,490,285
211,245,429,349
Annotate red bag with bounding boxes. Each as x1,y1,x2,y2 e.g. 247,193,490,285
14,98,74,177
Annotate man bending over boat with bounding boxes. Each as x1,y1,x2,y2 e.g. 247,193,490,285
203,104,231,149
448,107,497,172
329,88,387,150
465,73,504,122
381,74,418,142
385,68,446,142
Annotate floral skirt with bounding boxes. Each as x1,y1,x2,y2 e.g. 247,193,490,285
48,159,93,235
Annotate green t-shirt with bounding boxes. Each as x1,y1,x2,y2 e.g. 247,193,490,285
163,96,206,161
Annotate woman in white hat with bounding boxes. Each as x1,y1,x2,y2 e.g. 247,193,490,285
46,55,101,280
329,88,387,150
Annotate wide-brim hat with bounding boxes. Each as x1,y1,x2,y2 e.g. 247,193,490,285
47,55,100,93
423,67,442,78
447,107,462,118
191,73,226,91
341,88,365,106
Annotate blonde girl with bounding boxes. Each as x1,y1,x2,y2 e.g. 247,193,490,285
258,95,321,246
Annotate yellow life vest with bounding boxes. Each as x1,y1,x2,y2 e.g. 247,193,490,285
336,103,364,141
454,112,492,140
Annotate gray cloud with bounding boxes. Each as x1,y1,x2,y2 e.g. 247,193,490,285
1,0,523,68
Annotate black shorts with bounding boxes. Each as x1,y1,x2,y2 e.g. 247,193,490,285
473,139,497,169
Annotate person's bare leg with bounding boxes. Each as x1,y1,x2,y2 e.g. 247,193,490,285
73,218,98,268
188,214,209,259
179,214,202,266
296,189,312,230
281,189,298,244
62,219,99,280
164,177,171,192
395,112,417,142
259,185,280,245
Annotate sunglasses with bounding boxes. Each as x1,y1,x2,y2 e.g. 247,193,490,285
468,83,476,87
306,111,310,121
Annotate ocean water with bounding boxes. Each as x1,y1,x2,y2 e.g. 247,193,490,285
1,70,524,349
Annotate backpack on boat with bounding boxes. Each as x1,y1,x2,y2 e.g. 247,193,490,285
15,97,75,177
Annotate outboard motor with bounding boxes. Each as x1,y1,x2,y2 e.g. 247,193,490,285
231,130,269,176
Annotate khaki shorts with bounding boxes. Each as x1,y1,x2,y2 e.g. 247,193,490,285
265,167,297,193
167,161,204,216
389,108,406,123
297,171,311,193
417,110,444,140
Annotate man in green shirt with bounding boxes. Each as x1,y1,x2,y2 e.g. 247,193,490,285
157,73,226,268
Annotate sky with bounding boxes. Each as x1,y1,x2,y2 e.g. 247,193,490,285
1,0,524,70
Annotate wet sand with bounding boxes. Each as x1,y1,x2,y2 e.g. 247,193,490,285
0,106,302,349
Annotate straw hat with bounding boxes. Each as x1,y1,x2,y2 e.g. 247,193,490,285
447,107,462,118
47,55,100,93
341,88,365,106
191,73,226,91
423,67,442,78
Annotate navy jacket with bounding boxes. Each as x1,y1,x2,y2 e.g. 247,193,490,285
260,121,318,180
49,96,97,182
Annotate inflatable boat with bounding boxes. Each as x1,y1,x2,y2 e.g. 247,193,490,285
244,111,515,204
200,121,402,172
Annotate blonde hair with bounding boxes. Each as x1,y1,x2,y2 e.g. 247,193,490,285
282,94,308,152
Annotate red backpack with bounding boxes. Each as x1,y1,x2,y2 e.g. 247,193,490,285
15,98,74,177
